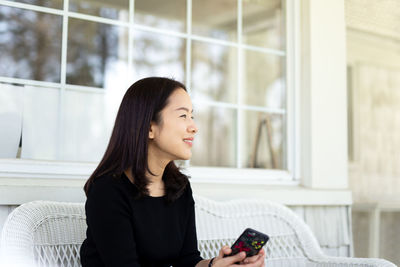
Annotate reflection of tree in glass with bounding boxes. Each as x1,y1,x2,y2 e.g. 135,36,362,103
245,51,283,107
135,13,185,33
135,0,186,32
192,42,230,102
191,43,235,166
243,0,283,49
7,0,63,9
69,0,126,21
0,5,62,82
67,19,120,88
192,0,237,41
133,31,185,81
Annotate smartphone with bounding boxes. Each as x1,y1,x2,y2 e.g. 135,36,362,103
225,228,269,258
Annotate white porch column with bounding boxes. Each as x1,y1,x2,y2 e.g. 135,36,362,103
300,0,348,189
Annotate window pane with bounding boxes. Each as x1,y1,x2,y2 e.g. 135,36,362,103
243,0,285,50
192,0,237,41
0,6,62,82
134,30,186,82
135,0,186,33
241,111,286,169
61,90,112,162
244,50,285,108
0,83,23,158
8,0,63,9
21,86,61,160
190,105,236,167
191,41,237,104
69,0,129,21
67,18,129,88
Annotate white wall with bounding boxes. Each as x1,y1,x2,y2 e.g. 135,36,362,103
346,0,400,205
346,0,400,264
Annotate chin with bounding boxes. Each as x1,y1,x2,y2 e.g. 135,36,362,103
178,152,192,161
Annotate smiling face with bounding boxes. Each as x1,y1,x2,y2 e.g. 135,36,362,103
148,88,198,162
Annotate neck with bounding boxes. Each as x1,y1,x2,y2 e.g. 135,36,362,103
146,144,170,184
124,143,171,196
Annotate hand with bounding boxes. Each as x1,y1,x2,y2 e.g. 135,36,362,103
211,246,265,267
240,248,265,266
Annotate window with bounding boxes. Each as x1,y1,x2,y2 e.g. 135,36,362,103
0,0,296,183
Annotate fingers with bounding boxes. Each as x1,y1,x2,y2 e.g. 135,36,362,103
217,245,231,259
223,246,232,256
213,245,233,266
225,251,246,265
216,246,266,266
242,249,266,264
242,255,259,264
258,248,266,258
242,252,265,267
261,248,266,255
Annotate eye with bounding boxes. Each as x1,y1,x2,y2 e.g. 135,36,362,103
180,114,187,118
191,116,194,120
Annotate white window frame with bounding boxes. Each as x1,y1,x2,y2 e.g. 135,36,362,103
0,0,300,185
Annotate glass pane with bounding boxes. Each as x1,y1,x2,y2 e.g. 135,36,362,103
190,105,236,167
243,0,285,50
67,18,129,88
241,111,286,169
21,86,61,160
0,6,62,82
69,0,129,21
191,41,237,104
0,83,23,158
61,90,112,162
133,30,186,82
244,50,285,108
8,0,63,9
135,0,186,33
192,0,237,41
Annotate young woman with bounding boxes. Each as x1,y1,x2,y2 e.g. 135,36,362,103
80,77,266,267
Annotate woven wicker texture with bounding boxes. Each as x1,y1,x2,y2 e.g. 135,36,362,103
0,197,397,267
194,196,397,267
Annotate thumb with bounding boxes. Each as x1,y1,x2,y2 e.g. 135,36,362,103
217,246,231,259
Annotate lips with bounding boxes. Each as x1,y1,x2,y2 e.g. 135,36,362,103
183,137,194,146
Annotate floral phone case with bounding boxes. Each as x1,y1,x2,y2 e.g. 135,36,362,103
226,228,269,257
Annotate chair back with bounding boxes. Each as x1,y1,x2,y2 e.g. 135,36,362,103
194,195,323,266
0,201,85,267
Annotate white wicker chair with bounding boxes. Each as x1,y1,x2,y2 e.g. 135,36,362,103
194,195,396,267
0,197,396,267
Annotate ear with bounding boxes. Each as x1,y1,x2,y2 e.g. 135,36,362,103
149,122,155,139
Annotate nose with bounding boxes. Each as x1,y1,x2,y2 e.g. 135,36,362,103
188,121,198,134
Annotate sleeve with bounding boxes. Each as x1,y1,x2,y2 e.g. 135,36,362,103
175,184,203,267
85,178,140,267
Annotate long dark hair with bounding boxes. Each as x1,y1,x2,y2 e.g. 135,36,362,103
84,77,189,203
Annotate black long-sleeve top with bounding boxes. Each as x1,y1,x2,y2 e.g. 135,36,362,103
80,172,203,267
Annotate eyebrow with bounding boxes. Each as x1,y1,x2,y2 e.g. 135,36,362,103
174,107,193,113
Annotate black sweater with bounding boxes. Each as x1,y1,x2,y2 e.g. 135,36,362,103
80,172,203,267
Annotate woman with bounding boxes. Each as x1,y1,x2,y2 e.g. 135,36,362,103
80,77,265,267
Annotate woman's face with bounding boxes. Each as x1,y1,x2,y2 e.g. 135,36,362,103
148,88,198,161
